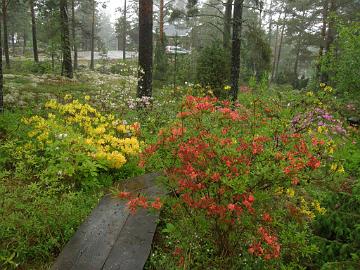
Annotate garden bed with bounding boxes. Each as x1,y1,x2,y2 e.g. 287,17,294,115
1,68,360,269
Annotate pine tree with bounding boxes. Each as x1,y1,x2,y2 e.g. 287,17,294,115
230,0,244,101
2,0,10,68
60,0,73,78
137,0,153,98
30,0,39,63
0,10,3,113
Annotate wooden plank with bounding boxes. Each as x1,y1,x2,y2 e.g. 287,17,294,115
118,172,161,193
101,182,163,270
101,209,160,270
52,195,130,270
51,173,164,270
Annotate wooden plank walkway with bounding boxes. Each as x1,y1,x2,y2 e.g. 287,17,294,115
52,173,162,270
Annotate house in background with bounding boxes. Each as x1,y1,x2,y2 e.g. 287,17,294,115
163,24,191,48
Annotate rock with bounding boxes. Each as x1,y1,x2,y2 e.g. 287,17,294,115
3,74,16,79
348,116,360,126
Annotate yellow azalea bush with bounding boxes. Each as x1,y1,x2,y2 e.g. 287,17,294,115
20,96,141,189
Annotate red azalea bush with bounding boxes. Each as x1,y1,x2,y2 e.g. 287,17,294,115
123,95,334,268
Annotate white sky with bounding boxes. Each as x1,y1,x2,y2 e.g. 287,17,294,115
104,0,126,23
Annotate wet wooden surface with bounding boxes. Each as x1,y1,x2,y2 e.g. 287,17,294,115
52,173,162,270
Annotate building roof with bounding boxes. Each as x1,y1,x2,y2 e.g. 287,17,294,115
164,24,191,37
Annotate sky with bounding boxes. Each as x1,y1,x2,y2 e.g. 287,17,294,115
104,0,125,23
104,0,188,23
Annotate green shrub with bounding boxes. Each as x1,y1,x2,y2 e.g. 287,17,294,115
321,21,360,95
0,178,101,269
18,96,141,189
5,59,59,75
109,61,137,76
196,42,230,97
137,92,343,268
153,38,169,84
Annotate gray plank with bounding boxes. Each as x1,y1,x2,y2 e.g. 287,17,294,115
52,173,163,270
52,195,130,270
118,172,161,193
101,184,164,270
101,208,160,270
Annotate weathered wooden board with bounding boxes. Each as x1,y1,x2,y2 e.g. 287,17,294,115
51,173,162,270
101,209,159,270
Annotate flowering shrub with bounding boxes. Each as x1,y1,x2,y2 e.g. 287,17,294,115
122,94,341,267
20,96,141,189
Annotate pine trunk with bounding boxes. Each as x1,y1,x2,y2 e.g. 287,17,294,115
0,14,3,113
71,0,78,70
2,0,10,68
60,0,73,78
275,12,287,82
325,0,336,53
268,0,273,44
230,0,243,101
11,33,15,55
159,0,164,44
137,0,153,98
90,0,95,70
223,0,232,49
294,42,301,78
30,0,39,63
271,20,280,82
294,9,306,78
318,0,328,82
123,0,127,60
23,30,27,55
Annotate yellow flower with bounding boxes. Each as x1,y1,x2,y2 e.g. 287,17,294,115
328,147,335,154
116,124,128,133
312,200,326,215
324,86,333,93
64,94,72,101
37,131,49,141
85,95,91,101
337,165,345,173
302,209,315,219
330,163,338,171
286,188,295,198
274,187,284,195
224,85,231,91
306,91,314,97
299,197,315,219
320,83,326,88
45,99,58,109
94,150,107,160
97,139,106,145
85,138,93,145
94,126,106,135
28,130,38,138
107,151,126,168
